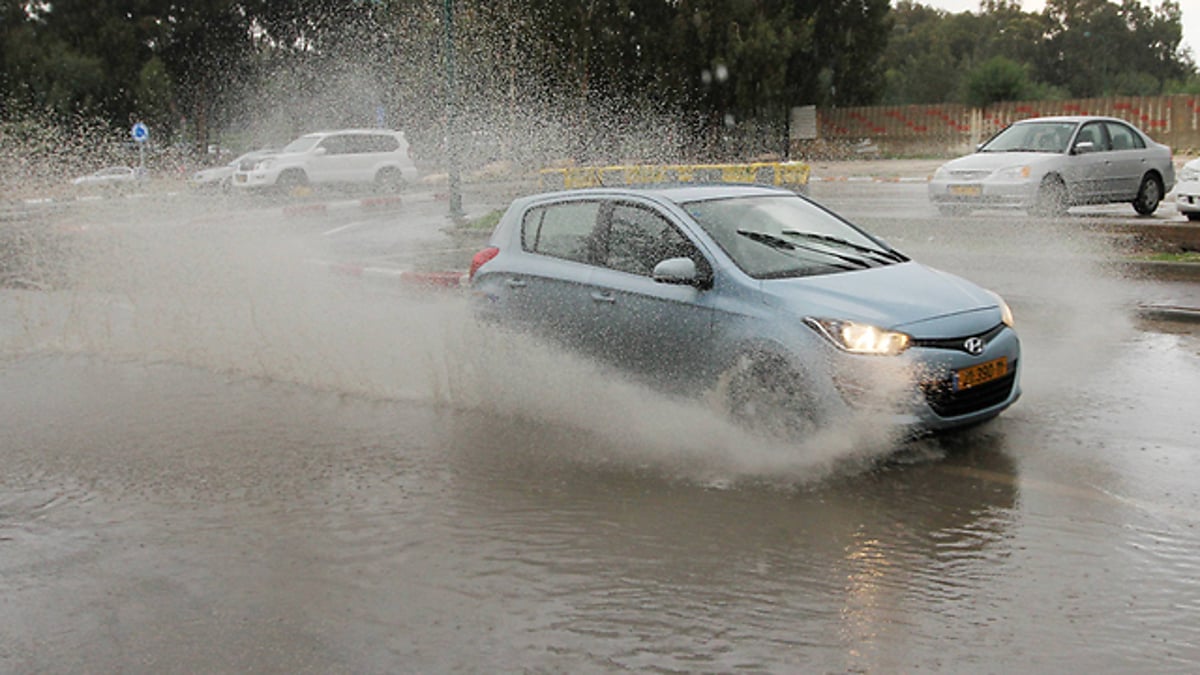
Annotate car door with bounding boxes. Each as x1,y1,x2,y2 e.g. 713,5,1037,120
310,134,353,183
1104,121,1151,199
582,200,716,388
1063,121,1111,203
498,199,604,351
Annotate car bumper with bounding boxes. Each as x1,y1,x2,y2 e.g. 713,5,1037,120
830,324,1022,434
232,172,276,188
1175,182,1200,214
928,179,1038,209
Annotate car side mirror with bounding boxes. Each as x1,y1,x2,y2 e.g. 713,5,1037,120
314,147,328,156
653,257,709,288
1072,141,1095,155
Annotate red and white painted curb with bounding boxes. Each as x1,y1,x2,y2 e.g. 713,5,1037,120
282,194,405,217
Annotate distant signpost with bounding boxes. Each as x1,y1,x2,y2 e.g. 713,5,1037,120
131,122,149,176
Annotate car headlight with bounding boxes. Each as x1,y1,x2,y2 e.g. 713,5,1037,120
993,165,1032,180
987,291,1015,327
256,159,274,170
805,318,911,356
1179,166,1200,182
933,165,950,180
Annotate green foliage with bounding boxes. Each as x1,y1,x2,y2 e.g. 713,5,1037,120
963,56,1030,107
1,0,1197,162
883,0,1196,104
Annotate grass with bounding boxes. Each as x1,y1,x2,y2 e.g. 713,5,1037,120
1136,251,1200,263
465,208,504,231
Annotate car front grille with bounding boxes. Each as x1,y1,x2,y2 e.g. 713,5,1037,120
949,170,992,181
921,359,1017,417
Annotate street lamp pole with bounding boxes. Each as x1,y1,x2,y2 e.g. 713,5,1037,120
443,0,464,222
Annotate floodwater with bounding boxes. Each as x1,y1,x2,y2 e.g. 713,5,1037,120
2,185,1200,673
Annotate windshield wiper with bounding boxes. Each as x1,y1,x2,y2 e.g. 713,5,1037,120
780,230,907,264
736,229,868,270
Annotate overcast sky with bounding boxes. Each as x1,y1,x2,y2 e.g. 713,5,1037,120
909,0,1199,64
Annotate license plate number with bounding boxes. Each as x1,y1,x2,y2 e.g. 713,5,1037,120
955,357,1007,391
949,184,981,196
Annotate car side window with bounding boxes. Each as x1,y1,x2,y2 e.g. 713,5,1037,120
605,203,698,277
320,135,349,155
1105,122,1144,151
522,201,601,264
1075,122,1110,151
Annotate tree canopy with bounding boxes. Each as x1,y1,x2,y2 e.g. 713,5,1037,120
1,0,1196,162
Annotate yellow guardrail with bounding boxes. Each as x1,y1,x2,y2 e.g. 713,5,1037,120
538,161,811,192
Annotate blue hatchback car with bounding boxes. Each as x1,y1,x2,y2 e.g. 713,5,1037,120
469,185,1020,437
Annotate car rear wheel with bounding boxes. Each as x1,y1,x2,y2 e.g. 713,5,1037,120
1031,176,1068,217
1133,174,1163,215
719,352,822,440
1187,212,1200,222
374,167,405,193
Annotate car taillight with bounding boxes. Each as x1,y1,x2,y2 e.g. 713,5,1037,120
469,247,500,280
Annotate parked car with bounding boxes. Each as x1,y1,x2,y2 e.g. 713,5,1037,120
929,116,1174,217
190,149,275,191
469,185,1021,438
71,166,143,189
232,129,417,192
1175,157,1200,221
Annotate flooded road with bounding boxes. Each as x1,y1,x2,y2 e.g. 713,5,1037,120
3,184,1200,672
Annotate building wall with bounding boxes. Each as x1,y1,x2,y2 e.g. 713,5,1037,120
795,95,1200,158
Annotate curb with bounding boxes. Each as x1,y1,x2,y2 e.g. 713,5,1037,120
282,194,405,217
312,259,466,289
1136,304,1200,323
809,175,929,183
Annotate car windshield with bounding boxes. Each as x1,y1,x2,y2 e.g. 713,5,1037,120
682,194,905,279
981,121,1077,153
281,136,321,153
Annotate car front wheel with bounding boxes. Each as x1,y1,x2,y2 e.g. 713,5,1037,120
1031,176,1068,217
1133,174,1163,215
718,352,822,440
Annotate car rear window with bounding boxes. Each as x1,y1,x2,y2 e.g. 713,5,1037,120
521,201,601,264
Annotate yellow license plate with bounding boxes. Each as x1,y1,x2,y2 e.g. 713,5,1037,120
949,184,981,196
955,357,1007,391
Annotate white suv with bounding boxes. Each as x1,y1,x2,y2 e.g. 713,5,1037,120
233,129,418,192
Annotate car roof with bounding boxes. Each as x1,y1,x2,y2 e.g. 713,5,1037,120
528,183,794,205
301,129,404,137
1012,115,1130,125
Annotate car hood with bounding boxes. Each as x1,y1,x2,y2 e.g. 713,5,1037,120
762,262,1001,337
940,151,1058,172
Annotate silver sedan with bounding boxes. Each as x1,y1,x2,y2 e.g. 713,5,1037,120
929,115,1174,217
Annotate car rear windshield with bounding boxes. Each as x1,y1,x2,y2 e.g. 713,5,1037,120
682,194,902,278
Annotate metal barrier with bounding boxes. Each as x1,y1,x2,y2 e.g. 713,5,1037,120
538,161,811,193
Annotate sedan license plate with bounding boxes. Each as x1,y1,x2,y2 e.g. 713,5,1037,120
955,357,1007,391
949,184,982,196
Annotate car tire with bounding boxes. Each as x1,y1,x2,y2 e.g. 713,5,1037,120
276,169,308,193
1031,176,1069,217
1187,212,1200,222
719,352,822,439
1133,174,1163,216
374,167,405,193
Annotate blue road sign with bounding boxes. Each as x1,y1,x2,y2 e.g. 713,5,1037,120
131,122,149,143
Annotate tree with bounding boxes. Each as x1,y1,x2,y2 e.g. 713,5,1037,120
964,56,1030,107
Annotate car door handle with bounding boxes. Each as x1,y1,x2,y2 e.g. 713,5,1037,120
590,292,616,304
505,278,527,288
